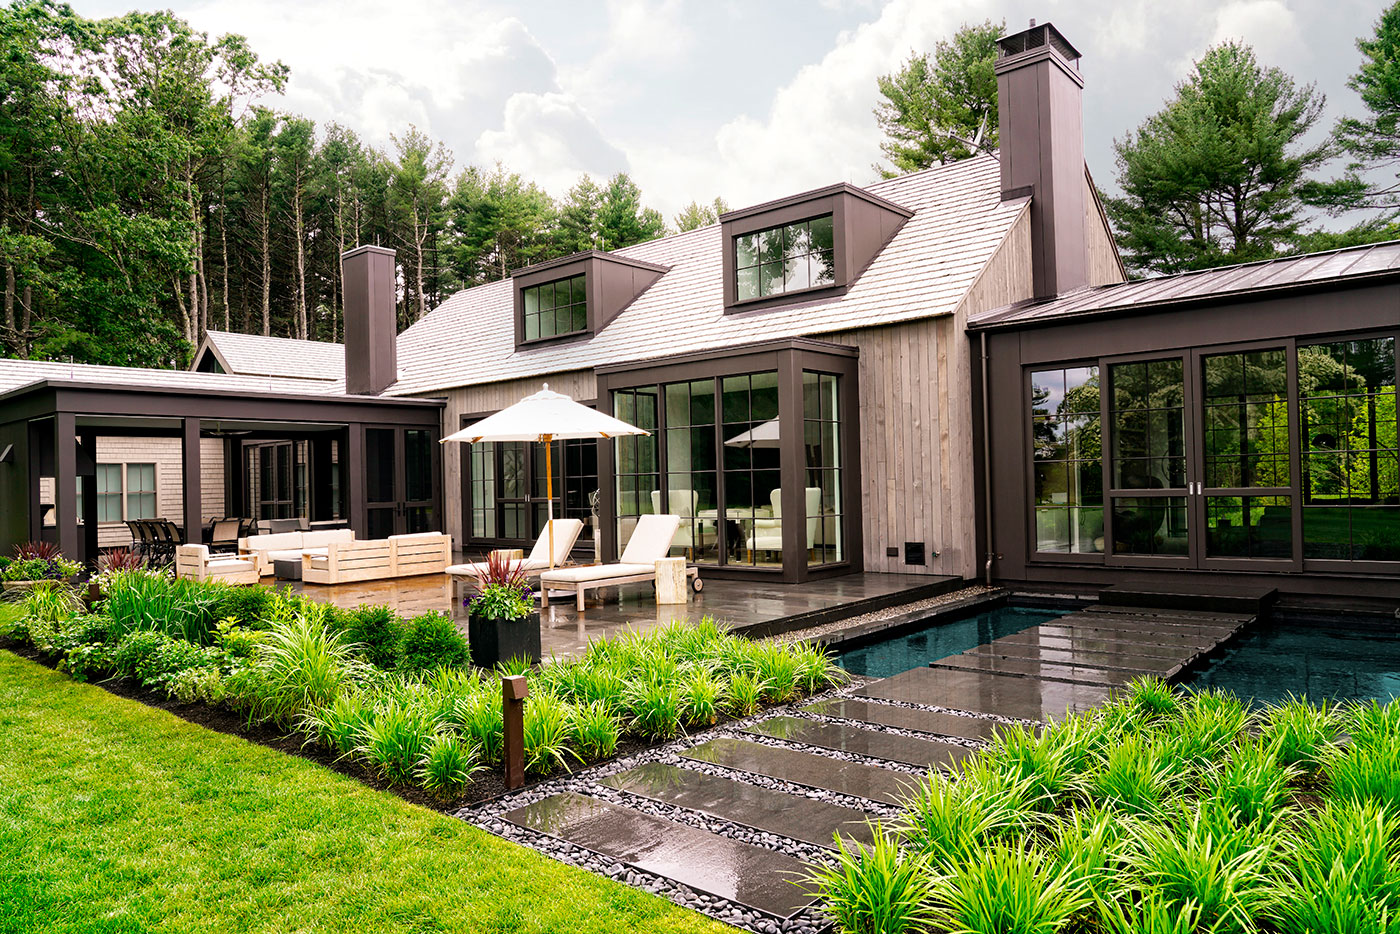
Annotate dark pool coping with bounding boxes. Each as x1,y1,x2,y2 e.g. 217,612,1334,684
812,589,1015,654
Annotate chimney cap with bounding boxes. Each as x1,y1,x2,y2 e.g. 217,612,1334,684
997,21,1081,64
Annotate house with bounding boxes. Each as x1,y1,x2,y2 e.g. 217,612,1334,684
3,21,1396,604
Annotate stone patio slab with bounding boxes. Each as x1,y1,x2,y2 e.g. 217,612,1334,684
681,737,918,805
602,762,874,849
962,643,1186,677
928,653,1137,686
854,666,1112,721
1033,623,1214,649
804,697,1004,742
502,791,816,919
1053,613,1239,638
990,629,1193,660
745,716,972,769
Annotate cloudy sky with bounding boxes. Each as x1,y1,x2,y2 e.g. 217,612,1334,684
74,0,1382,223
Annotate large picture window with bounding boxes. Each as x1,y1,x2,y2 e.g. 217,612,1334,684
804,371,844,565
522,274,587,341
734,215,834,302
1301,337,1399,560
1030,366,1102,553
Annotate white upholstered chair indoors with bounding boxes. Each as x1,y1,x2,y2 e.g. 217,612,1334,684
650,490,700,555
539,513,698,611
746,487,822,557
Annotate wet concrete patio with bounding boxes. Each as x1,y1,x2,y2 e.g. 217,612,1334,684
289,570,960,658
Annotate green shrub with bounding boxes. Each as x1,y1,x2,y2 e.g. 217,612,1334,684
522,692,577,776
1127,676,1181,719
213,618,264,659
112,630,175,677
60,640,118,681
398,612,468,673
725,672,765,717
803,826,938,934
567,701,620,760
452,690,503,765
2,555,82,581
354,695,439,784
1269,799,1400,934
678,668,725,727
210,586,278,629
103,570,223,644
1345,698,1400,746
1084,732,1177,816
1325,732,1400,810
624,673,683,740
494,655,533,677
301,689,374,756
235,612,365,726
112,630,221,691
897,770,1030,867
416,733,483,798
931,843,1089,934
751,643,801,703
1096,891,1210,934
986,722,1078,810
338,605,404,668
1260,696,1339,771
166,667,226,704
1200,738,1298,828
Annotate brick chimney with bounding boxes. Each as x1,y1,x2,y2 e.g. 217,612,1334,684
341,245,398,395
995,22,1087,300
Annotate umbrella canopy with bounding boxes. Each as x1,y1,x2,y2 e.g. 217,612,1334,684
724,418,781,448
440,384,648,568
441,384,648,444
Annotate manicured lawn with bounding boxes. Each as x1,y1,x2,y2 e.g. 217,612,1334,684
0,648,725,934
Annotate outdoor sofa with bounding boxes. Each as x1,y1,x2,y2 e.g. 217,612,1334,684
237,529,354,576
539,514,697,611
302,532,452,585
174,544,259,585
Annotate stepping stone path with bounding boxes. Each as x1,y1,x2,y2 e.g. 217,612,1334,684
479,598,1261,932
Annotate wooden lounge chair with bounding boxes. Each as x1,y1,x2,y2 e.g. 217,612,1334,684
446,519,584,597
174,544,259,585
539,514,698,611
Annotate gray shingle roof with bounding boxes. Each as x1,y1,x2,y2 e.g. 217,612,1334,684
199,330,344,381
0,357,348,398
388,154,1027,396
968,240,1400,330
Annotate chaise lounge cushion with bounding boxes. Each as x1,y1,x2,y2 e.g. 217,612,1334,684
537,563,657,584
447,519,585,580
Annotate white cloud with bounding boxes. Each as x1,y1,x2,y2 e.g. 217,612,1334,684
475,93,630,194
1209,0,1304,64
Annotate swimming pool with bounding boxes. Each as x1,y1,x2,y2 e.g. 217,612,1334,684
1181,616,1400,706
833,605,1070,679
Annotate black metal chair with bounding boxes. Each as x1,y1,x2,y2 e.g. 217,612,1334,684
208,518,242,556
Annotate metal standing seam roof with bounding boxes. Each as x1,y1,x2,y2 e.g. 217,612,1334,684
0,357,351,399
387,154,1029,397
968,240,1400,330
198,330,345,381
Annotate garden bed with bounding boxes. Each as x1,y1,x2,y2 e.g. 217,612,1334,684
1,570,847,810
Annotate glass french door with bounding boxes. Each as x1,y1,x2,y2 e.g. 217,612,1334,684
365,426,440,539
1104,343,1302,569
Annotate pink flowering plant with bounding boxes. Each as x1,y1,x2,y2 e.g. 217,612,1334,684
464,551,534,621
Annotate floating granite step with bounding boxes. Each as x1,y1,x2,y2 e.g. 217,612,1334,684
804,696,1004,742
1082,604,1257,625
503,791,815,919
745,716,972,770
682,736,917,805
929,652,1137,687
991,628,1193,660
962,642,1187,678
1098,583,1276,615
1051,613,1240,640
855,666,1111,721
602,762,874,850
1034,622,1217,650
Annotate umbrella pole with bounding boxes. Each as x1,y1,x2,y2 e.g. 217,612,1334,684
545,435,555,569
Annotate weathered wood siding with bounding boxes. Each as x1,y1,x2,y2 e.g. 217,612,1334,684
436,370,597,546
1084,174,1126,287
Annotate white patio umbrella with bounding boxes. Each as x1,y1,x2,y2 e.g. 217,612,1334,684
440,384,649,568
724,418,781,448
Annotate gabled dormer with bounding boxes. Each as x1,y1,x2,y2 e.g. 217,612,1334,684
512,251,669,350
720,183,913,314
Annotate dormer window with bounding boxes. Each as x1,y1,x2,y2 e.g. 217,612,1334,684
721,183,913,314
522,274,587,341
735,214,835,301
513,251,669,351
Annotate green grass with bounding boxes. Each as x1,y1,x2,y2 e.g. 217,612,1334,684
0,649,724,934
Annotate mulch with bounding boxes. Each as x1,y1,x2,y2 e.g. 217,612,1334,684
0,638,649,815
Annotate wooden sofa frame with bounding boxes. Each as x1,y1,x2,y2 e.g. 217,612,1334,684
302,533,451,585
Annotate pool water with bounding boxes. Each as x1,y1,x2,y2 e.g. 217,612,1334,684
1182,618,1400,706
834,605,1070,679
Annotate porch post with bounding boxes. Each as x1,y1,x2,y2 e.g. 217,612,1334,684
777,350,806,583
53,412,79,559
78,431,98,566
27,420,43,543
181,417,202,544
347,423,367,536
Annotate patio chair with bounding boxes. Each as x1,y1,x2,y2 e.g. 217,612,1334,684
539,514,698,611
126,519,151,557
174,544,259,585
446,519,584,599
746,487,822,556
144,520,175,565
207,517,242,555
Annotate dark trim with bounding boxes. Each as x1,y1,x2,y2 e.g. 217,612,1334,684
512,252,669,351
718,182,913,224
181,418,202,544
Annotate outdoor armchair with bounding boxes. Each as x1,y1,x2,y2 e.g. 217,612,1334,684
174,544,259,585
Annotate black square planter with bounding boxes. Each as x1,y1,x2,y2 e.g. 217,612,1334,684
467,612,541,669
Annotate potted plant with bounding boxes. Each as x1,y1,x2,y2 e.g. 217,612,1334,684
1,542,82,593
464,551,540,669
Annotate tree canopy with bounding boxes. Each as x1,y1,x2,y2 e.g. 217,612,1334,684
1104,42,1329,276
0,1,675,366
873,20,1002,177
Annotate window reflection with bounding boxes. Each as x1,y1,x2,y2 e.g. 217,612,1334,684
734,214,836,301
1030,365,1102,553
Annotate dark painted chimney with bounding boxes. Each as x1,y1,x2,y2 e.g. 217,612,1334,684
341,245,398,395
995,22,1087,299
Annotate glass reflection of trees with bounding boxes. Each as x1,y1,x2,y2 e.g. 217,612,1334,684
1030,366,1102,553
735,214,835,301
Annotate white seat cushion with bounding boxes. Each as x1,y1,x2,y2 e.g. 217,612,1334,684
619,514,681,564
302,529,353,548
267,549,309,563
539,563,656,584
208,558,255,571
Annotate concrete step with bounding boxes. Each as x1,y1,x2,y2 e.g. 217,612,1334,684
744,716,972,770
682,736,919,806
